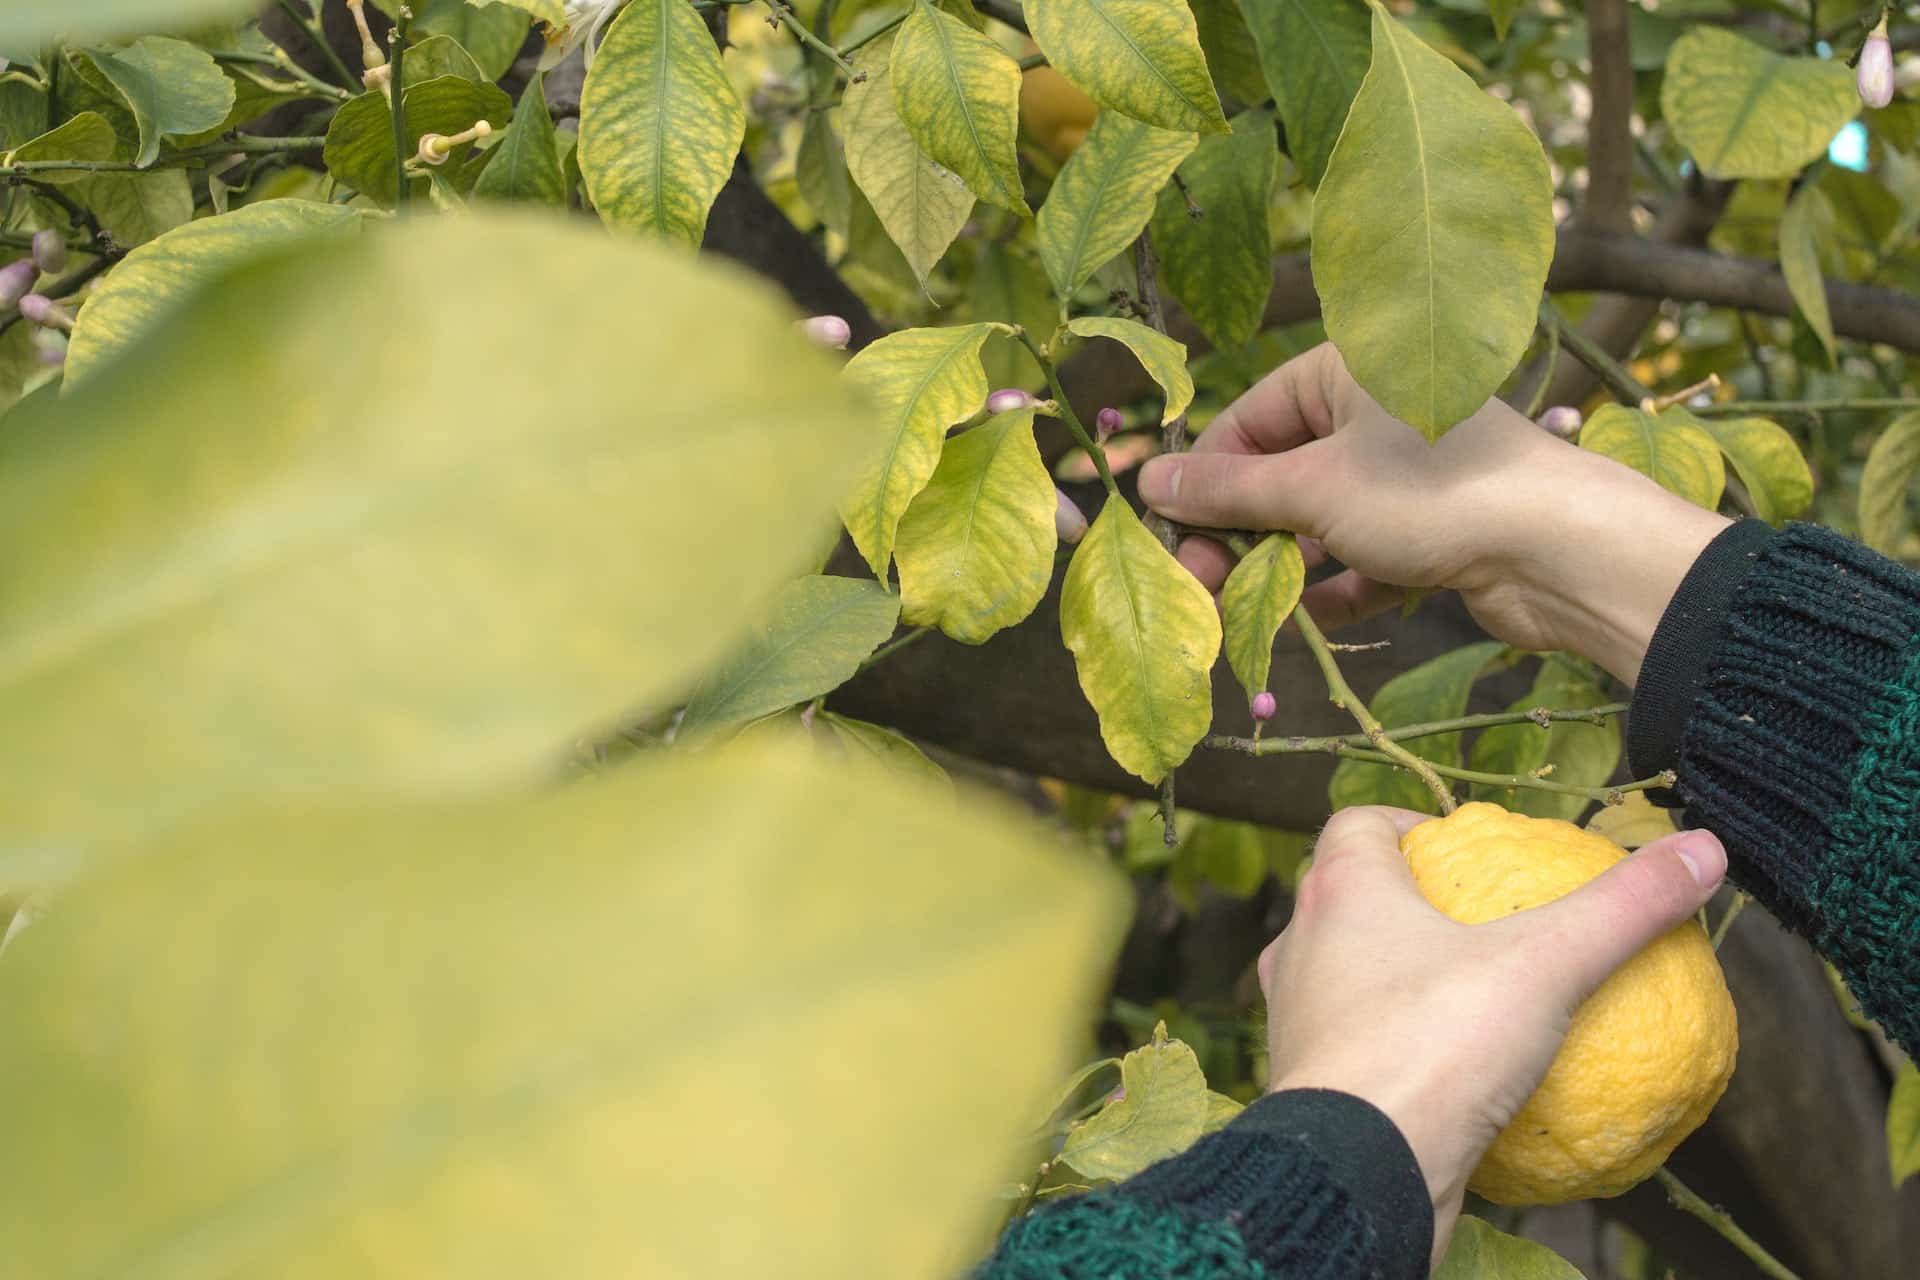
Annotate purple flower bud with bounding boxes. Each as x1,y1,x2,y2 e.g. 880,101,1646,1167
800,314,851,349
30,229,66,276
1054,488,1088,544
1859,31,1895,109
18,293,70,331
1536,405,1582,440
986,387,1036,414
0,257,38,310
1096,406,1123,441
1250,691,1277,722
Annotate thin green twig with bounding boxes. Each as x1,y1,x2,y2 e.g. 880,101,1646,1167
1688,397,1920,418
1331,746,1673,805
837,10,909,58
1538,296,1653,406
1205,703,1630,757
857,625,933,672
1711,891,1750,950
1016,326,1119,496
1652,1167,1803,1280
278,0,360,89
0,136,328,176
389,7,412,212
765,0,864,79
211,48,354,102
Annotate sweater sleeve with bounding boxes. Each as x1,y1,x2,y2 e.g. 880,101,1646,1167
1628,520,1920,1057
976,1089,1432,1280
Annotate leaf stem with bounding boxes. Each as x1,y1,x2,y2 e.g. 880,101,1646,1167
836,10,909,58
1017,327,1119,497
1539,296,1652,406
1524,317,1560,419
0,137,329,176
765,0,863,79
212,49,354,103
389,7,412,212
1331,747,1673,805
1204,703,1631,756
1711,891,1750,950
278,0,362,90
1652,1167,1804,1280
1291,604,1457,813
857,625,933,672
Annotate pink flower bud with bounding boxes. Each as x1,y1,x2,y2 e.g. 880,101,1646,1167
1096,406,1123,441
1250,691,1277,722
0,258,38,309
19,294,70,331
30,229,66,276
30,327,64,367
1859,31,1895,109
1536,405,1582,440
799,314,851,349
986,387,1035,414
1054,489,1088,544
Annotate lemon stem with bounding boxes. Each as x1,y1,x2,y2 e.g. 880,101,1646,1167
1710,891,1750,950
1652,1167,1804,1280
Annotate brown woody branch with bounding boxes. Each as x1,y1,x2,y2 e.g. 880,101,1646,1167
1583,0,1636,232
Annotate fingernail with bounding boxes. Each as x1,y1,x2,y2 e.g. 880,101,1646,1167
1673,832,1726,888
1138,457,1179,506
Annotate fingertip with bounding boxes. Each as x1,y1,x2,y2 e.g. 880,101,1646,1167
1137,455,1179,510
1176,535,1233,592
1645,828,1727,891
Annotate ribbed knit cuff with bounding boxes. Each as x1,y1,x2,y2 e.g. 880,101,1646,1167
1125,1089,1432,1280
1648,523,1920,935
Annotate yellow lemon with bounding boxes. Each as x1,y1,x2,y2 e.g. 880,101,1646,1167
1019,66,1097,163
1400,802,1738,1205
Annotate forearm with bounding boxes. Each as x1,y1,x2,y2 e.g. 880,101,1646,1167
978,1090,1431,1280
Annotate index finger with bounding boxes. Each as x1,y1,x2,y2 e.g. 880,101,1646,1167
1191,341,1344,458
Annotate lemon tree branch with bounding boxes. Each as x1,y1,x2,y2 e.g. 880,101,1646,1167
1653,1167,1804,1280
1205,703,1630,756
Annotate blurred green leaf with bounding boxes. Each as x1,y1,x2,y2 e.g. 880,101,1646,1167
76,169,194,248
1243,0,1370,189
1579,405,1726,510
1189,0,1269,107
1220,532,1303,704
397,0,534,80
1025,0,1228,135
1663,28,1857,180
1699,416,1812,527
1780,182,1837,367
0,741,1124,1275
892,1,1027,213
1150,107,1276,350
85,36,233,167
1172,817,1271,905
0,0,259,46
796,108,854,239
1059,1022,1209,1180
1036,111,1196,301
1329,641,1504,814
967,240,1055,387
1468,655,1620,822
1066,315,1194,424
0,72,49,150
819,712,952,789
474,70,567,206
1435,1215,1585,1279
1859,409,1920,554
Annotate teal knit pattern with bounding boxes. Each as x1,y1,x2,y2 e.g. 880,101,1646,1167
981,1196,1268,1280
1816,637,1920,1056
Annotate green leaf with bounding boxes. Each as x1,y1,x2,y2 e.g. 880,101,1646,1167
967,240,1056,387
1189,0,1270,107
1661,28,1858,180
1202,1090,1245,1134
0,212,879,862
67,200,369,386
1486,0,1523,42
1889,1062,1920,1188
474,70,567,206
1328,641,1505,814
324,77,514,207
1311,4,1553,438
891,1,1027,214
0,0,260,46
1435,1215,1585,1280
838,323,998,579
411,0,532,80
1221,532,1303,704
0,741,1124,1276
0,72,49,151
1065,315,1194,424
57,49,141,159
1036,110,1197,300
1172,817,1271,904
75,169,194,248
843,33,975,288
1,111,118,185
396,31,490,85
1579,404,1726,510
1859,410,1920,554
1058,1023,1209,1180
578,0,746,245
796,108,853,239
896,406,1058,643
85,36,234,168
1025,0,1229,136
480,0,565,26
679,577,902,737
1779,182,1837,366
1243,0,1370,189
1060,501,1222,784
1699,416,1812,527
1150,107,1276,350
1468,655,1620,822
819,711,952,789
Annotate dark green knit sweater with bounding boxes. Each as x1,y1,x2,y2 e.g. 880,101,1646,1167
979,520,1920,1280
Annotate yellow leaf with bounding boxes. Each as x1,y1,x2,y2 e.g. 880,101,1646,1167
1662,28,1858,180
891,1,1028,213
1859,410,1920,555
1585,792,1678,850
1025,0,1229,135
1036,110,1196,300
1579,404,1726,510
843,33,976,287
1058,1022,1209,1180
1065,315,1194,424
1699,416,1812,527
1220,532,1303,703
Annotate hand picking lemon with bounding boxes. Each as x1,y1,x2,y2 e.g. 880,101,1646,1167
1401,802,1738,1205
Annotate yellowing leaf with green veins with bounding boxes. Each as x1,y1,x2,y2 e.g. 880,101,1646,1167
475,69,568,207
1780,182,1837,366
0,0,260,45
1189,0,1270,107
678,577,902,738
1059,1022,1209,1180
1662,28,1857,180
1036,111,1195,300
843,34,975,287
1025,0,1228,136
1859,410,1920,554
76,169,194,248
1066,315,1194,424
896,406,1057,644
578,0,745,245
1221,532,1303,704
0,742,1123,1276
1586,791,1678,850
1243,0,1370,189
2,112,118,185
1579,404,1726,510
1469,655,1620,822
1060,501,1221,784
1151,107,1276,350
1435,1216,1585,1280
1889,1062,1920,1189
1312,4,1553,438
891,1,1027,214
1203,1090,1245,1134
0,212,877,862
839,323,999,579
1700,416,1812,527
67,200,370,387
1329,641,1505,814
325,77,513,206
86,37,234,168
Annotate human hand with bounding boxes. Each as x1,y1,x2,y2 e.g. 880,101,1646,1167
1258,806,1727,1265
1133,343,1731,686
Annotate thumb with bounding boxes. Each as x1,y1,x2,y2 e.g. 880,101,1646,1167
1136,447,1331,535
1517,829,1728,1003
